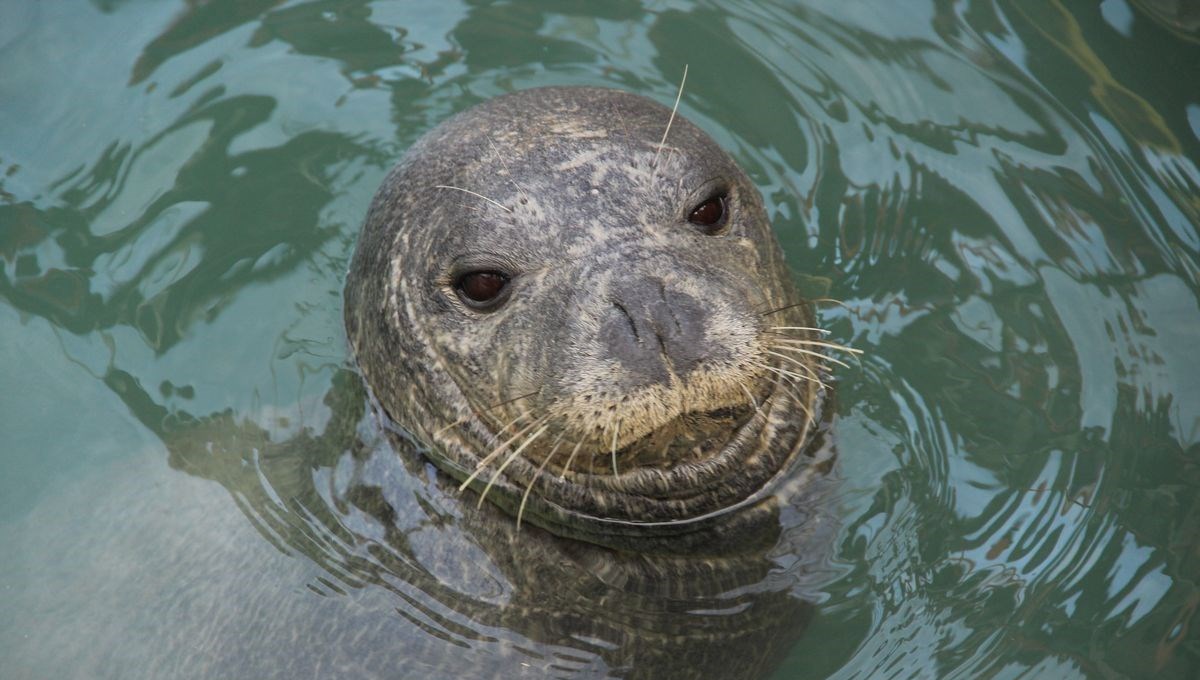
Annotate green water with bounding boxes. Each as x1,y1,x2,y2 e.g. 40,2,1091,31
2,0,1198,678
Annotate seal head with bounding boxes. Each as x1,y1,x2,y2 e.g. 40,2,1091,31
345,87,830,550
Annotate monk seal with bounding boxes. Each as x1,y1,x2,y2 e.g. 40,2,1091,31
4,88,844,680
344,86,841,552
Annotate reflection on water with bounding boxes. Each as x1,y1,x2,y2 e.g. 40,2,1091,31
1,1,1197,678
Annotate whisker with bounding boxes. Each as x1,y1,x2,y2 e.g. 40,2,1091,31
610,420,622,477
458,414,549,491
433,391,537,436
486,135,530,203
559,439,587,480
739,382,761,413
432,185,512,213
765,374,816,426
763,353,832,388
608,95,634,142
516,431,567,529
477,423,550,508
769,345,852,370
810,297,852,311
766,353,835,391
759,364,820,419
653,64,688,169
763,362,830,393
771,337,863,356
479,411,529,448
753,361,812,387
754,360,829,393
766,326,831,335
753,357,820,383
760,301,812,317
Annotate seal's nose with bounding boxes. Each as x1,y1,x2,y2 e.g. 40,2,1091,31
599,277,708,384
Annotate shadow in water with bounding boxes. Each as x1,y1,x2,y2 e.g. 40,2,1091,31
93,365,835,680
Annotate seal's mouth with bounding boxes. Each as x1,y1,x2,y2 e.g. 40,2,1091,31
458,358,824,518
538,401,759,478
560,373,791,498
611,403,757,470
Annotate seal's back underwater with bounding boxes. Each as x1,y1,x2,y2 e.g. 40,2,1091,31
345,86,838,551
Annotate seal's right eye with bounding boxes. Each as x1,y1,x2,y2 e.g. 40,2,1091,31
455,270,510,310
687,193,729,235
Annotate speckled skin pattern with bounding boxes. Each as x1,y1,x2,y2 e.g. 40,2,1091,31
345,87,830,551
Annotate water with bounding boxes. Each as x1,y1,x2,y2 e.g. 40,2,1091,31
1,0,1198,677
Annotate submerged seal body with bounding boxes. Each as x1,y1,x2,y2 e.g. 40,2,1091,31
344,86,833,551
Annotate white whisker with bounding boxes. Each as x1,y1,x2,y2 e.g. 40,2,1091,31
739,382,761,413
653,64,688,168
559,439,587,480
754,360,829,393
516,431,567,529
769,359,833,394
768,326,831,335
761,353,824,379
770,345,852,370
433,391,537,436
479,411,529,448
458,414,548,491
810,297,852,311
771,337,863,356
765,375,816,426
477,423,549,508
432,185,512,213
486,135,530,203
610,420,622,477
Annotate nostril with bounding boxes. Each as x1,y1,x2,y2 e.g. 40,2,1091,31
653,327,669,359
599,279,713,385
600,298,670,386
612,300,640,342
651,290,707,375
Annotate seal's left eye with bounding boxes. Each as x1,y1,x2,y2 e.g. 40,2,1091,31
455,270,510,310
688,193,728,234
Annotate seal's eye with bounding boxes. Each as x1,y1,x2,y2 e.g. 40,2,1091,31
688,193,728,234
455,270,510,309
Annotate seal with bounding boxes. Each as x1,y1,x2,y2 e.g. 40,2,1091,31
344,86,841,551
6,88,844,680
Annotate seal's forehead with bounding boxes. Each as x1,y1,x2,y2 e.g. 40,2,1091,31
390,86,755,266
